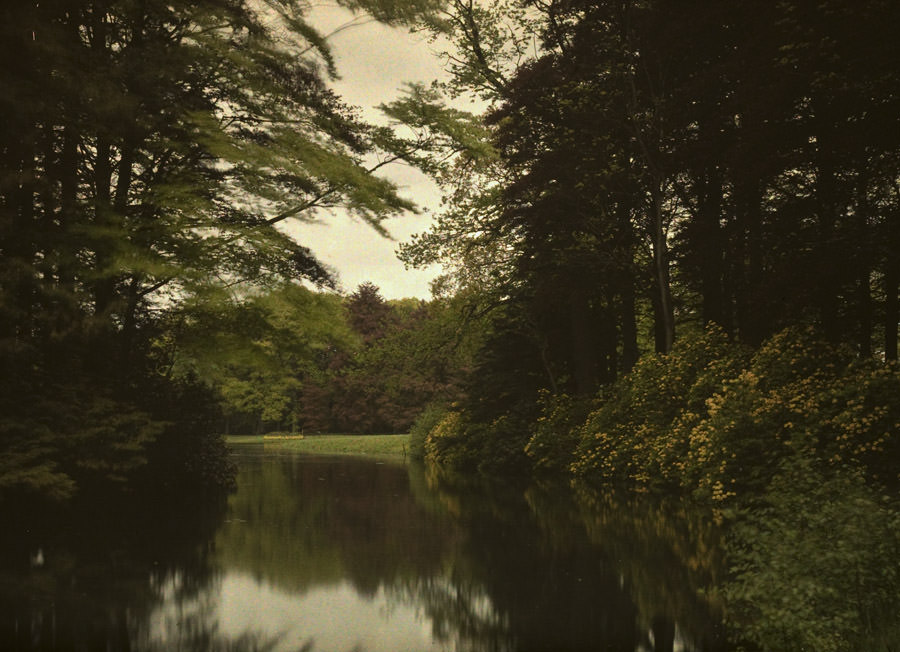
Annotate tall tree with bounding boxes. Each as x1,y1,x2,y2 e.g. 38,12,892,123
0,0,442,498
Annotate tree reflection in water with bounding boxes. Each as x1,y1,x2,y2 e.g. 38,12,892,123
2,449,896,651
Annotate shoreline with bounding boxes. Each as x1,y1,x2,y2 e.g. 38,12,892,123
225,434,410,460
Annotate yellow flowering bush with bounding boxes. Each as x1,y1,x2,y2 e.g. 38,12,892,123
424,410,479,470
572,325,900,501
572,325,746,488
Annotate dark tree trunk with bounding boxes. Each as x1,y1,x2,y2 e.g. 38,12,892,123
620,270,639,372
58,122,79,293
650,184,674,353
570,292,598,396
732,123,765,346
617,196,639,371
92,135,116,318
854,174,873,357
697,119,726,329
7,131,37,341
886,257,899,362
814,106,841,341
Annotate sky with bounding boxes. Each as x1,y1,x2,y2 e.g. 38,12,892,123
286,6,450,300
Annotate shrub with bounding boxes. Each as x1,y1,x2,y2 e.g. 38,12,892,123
678,328,900,501
408,403,448,460
475,412,531,474
525,391,594,474
724,454,900,651
424,410,480,471
572,325,745,489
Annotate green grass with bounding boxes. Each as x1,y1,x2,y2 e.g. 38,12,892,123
225,434,410,459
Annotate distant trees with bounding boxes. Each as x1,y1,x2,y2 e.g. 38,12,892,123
182,282,474,436
304,282,476,435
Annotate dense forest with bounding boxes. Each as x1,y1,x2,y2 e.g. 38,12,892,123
382,0,900,494
2,0,900,505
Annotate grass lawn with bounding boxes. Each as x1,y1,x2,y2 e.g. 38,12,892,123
225,433,411,459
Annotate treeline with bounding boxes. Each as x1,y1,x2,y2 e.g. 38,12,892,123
393,0,900,486
179,282,475,436
0,0,437,501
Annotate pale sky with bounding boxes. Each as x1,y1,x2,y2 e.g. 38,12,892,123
287,6,449,300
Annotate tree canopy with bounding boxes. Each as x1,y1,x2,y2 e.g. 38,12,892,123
0,0,439,499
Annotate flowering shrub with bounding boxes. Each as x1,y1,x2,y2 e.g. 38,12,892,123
525,391,594,473
409,403,449,460
571,325,746,489
572,325,900,501
677,328,900,500
423,410,480,471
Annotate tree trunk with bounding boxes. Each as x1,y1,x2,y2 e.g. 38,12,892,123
651,184,674,353
617,194,639,371
58,122,79,293
886,257,899,362
697,116,726,329
93,136,116,318
699,165,725,328
115,136,138,372
620,270,639,372
814,105,841,341
732,120,764,346
570,291,598,395
854,174,872,357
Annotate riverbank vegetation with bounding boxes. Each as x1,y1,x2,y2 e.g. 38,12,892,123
392,0,900,491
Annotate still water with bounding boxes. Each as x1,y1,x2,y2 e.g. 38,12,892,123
3,446,895,651
0,446,731,651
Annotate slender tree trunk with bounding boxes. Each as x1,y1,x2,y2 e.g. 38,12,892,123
651,184,674,353
58,122,79,293
854,174,872,357
9,132,37,342
570,291,598,395
732,120,764,345
620,270,639,371
815,106,840,341
886,257,899,362
699,167,725,327
697,117,726,329
93,134,116,317
617,194,639,371
115,136,138,372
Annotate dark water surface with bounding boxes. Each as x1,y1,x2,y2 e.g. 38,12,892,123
0,446,731,651
6,445,892,651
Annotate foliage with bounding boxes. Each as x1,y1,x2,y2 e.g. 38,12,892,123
571,326,900,502
392,0,900,479
292,283,481,435
423,410,479,471
524,391,595,474
170,283,356,435
572,325,747,489
0,0,440,500
409,403,449,460
677,328,900,501
724,455,900,651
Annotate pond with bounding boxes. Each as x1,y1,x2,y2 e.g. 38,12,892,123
1,446,896,651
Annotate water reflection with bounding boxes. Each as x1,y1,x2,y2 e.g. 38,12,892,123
2,449,733,651
7,448,894,651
